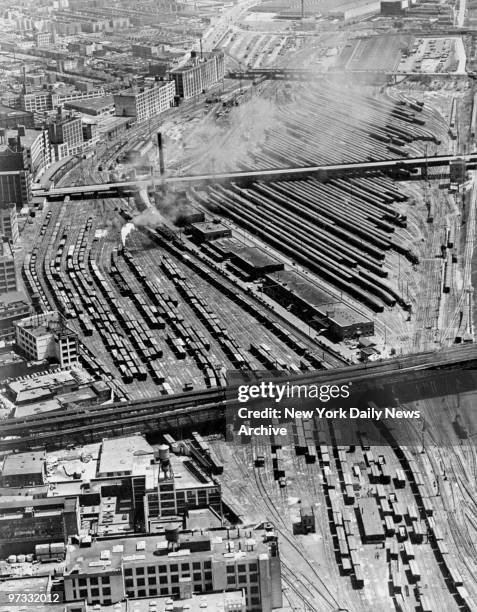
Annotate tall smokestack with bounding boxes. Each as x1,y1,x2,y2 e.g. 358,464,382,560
301,0,304,19
157,132,165,176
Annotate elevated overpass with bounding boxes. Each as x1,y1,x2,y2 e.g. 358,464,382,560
228,67,473,81
2,344,477,452
35,154,475,201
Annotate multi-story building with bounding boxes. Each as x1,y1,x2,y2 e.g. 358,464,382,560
90,435,222,533
52,89,106,107
20,90,53,114
0,291,30,342
48,113,84,157
0,201,19,243
0,496,80,556
63,528,282,611
0,103,35,129
1,450,46,488
143,455,222,528
0,143,31,206
132,44,162,59
0,241,17,293
35,31,52,47
15,311,79,366
114,81,175,123
4,127,53,175
170,52,225,100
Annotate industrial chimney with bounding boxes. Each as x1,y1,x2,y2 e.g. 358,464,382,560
157,132,165,175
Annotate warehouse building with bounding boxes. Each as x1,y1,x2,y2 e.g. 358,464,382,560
48,112,84,157
114,81,176,123
381,0,409,15
0,291,30,342
0,201,19,243
65,95,115,118
1,450,46,488
63,528,282,611
0,496,80,556
190,222,231,243
0,142,31,206
262,270,374,340
170,52,225,100
92,435,222,532
0,240,17,294
15,311,79,366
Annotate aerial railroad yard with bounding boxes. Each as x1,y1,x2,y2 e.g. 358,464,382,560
1,0,477,610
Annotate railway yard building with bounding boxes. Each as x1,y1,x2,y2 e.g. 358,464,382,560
262,270,374,340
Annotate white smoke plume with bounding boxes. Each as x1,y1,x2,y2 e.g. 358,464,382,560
186,96,278,173
121,222,136,246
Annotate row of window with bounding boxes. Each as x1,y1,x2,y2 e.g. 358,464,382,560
124,560,212,576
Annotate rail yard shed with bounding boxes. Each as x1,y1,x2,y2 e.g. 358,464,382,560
263,269,374,339
357,497,385,542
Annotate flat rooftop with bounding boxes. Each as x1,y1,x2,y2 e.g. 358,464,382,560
65,95,114,113
265,269,371,326
65,528,271,575
98,435,154,477
1,450,45,477
7,367,93,404
232,245,283,270
0,291,28,307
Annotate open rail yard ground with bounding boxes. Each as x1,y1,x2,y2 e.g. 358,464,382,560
4,2,477,611
211,382,477,611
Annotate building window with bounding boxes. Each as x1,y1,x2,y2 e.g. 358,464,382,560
249,563,258,572
227,576,235,585
170,564,178,572
148,576,156,585
149,588,157,596
103,587,111,596
137,590,146,597
159,576,167,585
79,589,87,598
204,561,211,569
227,566,235,574
147,566,156,574
238,564,246,572
125,568,132,576
125,579,133,588
239,575,247,584
158,566,166,573
250,573,258,583
137,578,145,587
91,588,99,596
193,573,201,581
204,572,212,580
192,562,201,570
136,567,145,575
181,563,189,571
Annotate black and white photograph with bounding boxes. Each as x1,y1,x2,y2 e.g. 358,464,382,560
0,0,476,610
